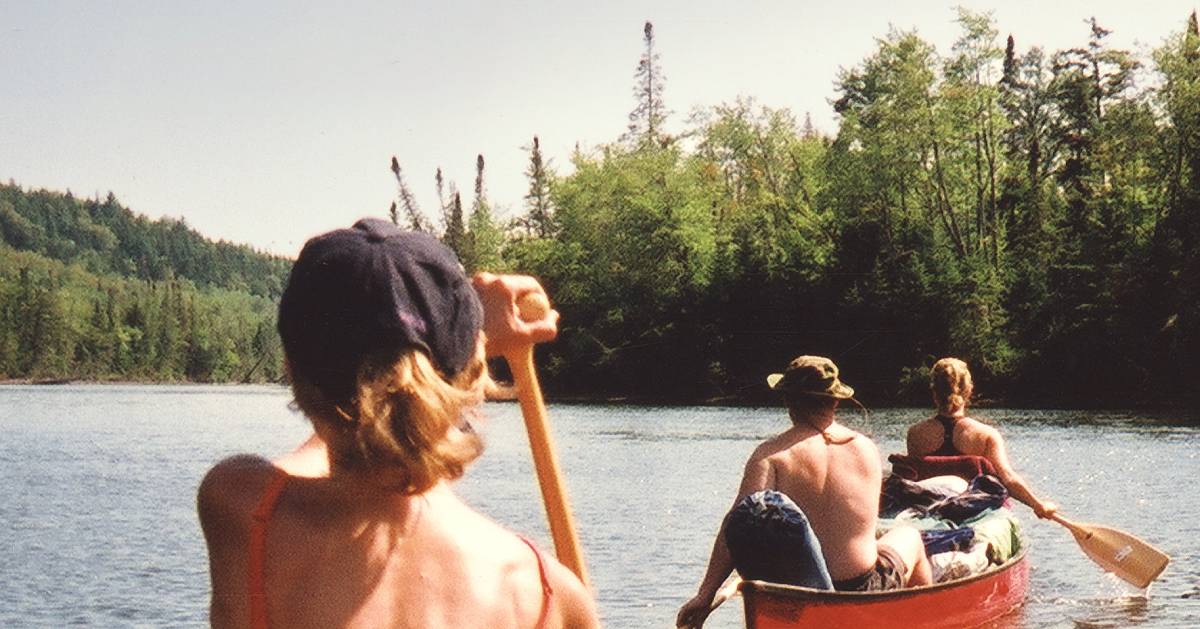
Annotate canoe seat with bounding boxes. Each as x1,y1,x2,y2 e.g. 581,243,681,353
888,454,997,482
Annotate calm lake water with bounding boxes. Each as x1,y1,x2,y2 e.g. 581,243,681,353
1,384,1197,628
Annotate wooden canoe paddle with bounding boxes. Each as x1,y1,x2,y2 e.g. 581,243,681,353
1051,514,1169,589
510,292,590,587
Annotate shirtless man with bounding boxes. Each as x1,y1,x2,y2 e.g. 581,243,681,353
676,356,931,628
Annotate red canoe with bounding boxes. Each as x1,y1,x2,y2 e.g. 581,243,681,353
740,551,1029,629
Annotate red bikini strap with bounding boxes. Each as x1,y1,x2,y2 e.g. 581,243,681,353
518,536,555,629
248,467,289,629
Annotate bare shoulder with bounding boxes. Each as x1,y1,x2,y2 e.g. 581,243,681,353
752,431,792,458
852,431,880,456
907,416,935,438
962,417,1001,440
906,417,938,454
196,454,277,534
542,558,600,628
442,507,599,628
847,431,881,472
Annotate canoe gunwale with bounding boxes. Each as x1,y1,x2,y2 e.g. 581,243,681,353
740,551,1029,628
740,548,1027,601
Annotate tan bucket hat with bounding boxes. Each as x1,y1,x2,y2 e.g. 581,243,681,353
766,355,855,399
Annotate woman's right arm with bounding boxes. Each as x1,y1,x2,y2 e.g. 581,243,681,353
980,427,1057,519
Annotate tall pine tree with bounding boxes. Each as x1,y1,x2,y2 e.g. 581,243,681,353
523,135,555,237
625,21,669,147
390,156,429,232
466,154,503,272
435,168,450,234
444,191,466,260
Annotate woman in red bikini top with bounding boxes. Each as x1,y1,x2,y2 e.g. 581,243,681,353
197,219,599,629
904,357,1058,520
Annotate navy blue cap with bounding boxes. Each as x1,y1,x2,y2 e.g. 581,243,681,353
278,218,483,402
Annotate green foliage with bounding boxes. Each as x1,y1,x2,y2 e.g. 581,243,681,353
0,185,291,299
1146,12,1200,404
462,155,505,273
523,144,717,396
0,244,280,382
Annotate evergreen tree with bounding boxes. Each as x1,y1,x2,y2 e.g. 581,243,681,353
390,156,430,232
466,154,503,272
523,135,556,237
443,192,466,260
473,154,486,213
435,167,449,234
13,267,68,376
999,41,1057,218
625,21,669,146
1149,11,1200,402
801,112,817,139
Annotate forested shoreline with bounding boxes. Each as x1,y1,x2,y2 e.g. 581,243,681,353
3,11,1198,408
0,186,289,383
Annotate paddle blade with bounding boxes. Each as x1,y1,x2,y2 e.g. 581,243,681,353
1068,521,1170,589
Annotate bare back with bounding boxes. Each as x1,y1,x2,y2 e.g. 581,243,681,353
198,454,596,629
751,423,883,581
906,415,990,459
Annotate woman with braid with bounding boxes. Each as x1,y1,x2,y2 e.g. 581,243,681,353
905,357,1058,519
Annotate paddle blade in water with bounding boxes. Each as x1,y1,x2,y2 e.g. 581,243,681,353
1065,520,1170,589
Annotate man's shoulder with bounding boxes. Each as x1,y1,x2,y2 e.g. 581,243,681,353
753,425,878,459
752,429,807,458
833,429,880,463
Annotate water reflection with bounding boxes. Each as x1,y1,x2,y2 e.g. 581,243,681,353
1063,594,1150,628
989,408,1200,431
593,428,769,442
979,605,1026,629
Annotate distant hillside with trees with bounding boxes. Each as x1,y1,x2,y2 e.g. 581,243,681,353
0,184,288,382
0,185,290,298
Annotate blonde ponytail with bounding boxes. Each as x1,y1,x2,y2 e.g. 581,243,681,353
930,357,973,416
292,341,489,494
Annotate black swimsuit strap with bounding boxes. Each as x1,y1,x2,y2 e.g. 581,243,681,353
932,415,961,456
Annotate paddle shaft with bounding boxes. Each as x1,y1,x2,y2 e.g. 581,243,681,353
1050,514,1089,538
508,342,590,587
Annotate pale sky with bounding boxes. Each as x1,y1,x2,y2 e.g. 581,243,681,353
3,1,1197,256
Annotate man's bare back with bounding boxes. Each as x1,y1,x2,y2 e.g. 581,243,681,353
750,418,882,581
